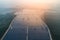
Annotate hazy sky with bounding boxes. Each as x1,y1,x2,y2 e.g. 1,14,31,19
14,0,60,26
0,0,14,8
0,0,59,8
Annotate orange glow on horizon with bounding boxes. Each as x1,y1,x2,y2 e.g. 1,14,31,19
14,0,56,26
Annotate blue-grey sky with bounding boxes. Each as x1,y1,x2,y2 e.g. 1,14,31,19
0,0,14,8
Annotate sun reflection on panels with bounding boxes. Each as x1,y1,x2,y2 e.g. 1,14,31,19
15,9,46,26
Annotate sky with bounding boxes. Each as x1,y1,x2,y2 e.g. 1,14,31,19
0,0,59,8
13,0,59,26
0,0,60,15
0,0,14,8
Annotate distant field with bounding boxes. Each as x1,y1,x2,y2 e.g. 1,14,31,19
0,13,15,39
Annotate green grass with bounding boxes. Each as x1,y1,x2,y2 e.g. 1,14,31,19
45,14,60,40
0,13,15,39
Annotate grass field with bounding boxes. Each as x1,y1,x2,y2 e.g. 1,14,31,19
0,12,15,39
45,12,60,40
